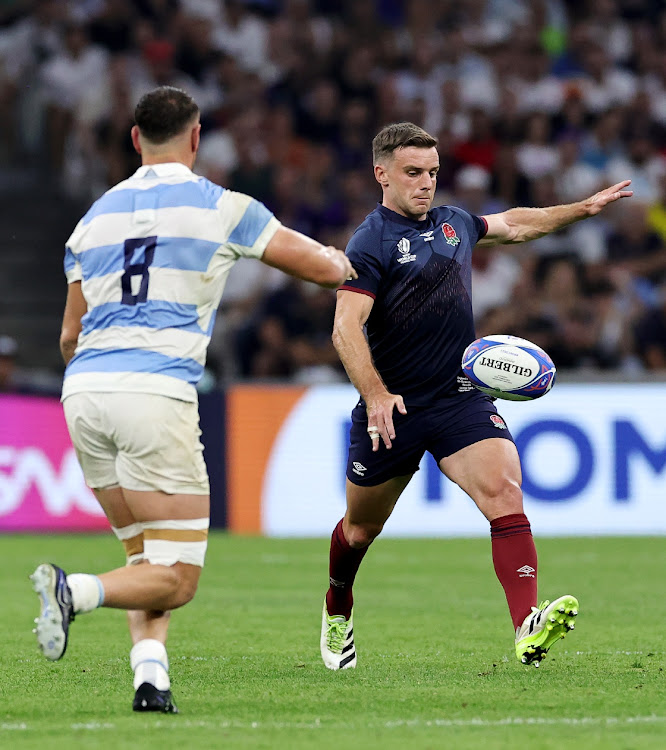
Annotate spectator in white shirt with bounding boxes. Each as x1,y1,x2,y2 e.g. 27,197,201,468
41,19,108,173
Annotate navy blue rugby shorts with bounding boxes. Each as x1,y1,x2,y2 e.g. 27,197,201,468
346,391,515,487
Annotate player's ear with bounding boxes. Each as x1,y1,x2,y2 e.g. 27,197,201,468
191,122,201,154
130,125,142,155
374,163,388,187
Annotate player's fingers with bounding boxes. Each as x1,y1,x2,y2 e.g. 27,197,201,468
396,395,407,414
381,407,397,446
374,414,393,449
343,257,358,279
367,423,383,452
608,179,631,192
606,189,633,204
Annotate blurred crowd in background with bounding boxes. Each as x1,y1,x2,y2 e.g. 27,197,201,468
1,0,666,393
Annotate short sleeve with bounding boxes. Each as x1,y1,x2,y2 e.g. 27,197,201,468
64,245,82,284
450,207,488,246
217,189,281,259
337,227,384,299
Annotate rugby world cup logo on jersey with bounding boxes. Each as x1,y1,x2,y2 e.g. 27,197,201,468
396,237,416,264
442,223,460,246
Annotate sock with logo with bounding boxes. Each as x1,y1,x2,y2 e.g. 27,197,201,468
66,573,104,614
326,518,371,620
490,513,538,630
130,639,170,690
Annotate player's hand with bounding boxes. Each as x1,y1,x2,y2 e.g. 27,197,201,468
321,246,357,287
365,392,407,451
336,250,357,283
585,180,633,216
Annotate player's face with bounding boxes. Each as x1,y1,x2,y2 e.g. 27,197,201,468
376,146,440,220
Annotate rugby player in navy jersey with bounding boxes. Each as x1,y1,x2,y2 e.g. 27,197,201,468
321,122,632,670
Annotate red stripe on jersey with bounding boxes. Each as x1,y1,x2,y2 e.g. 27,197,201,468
480,215,489,238
337,286,376,299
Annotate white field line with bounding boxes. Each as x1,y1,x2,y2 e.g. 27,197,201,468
2,716,666,732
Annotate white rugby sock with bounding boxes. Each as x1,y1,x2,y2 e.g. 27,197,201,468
130,639,170,691
66,574,104,614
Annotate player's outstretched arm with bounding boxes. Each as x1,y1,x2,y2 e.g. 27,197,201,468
60,281,87,365
333,290,406,451
262,226,357,288
478,179,633,246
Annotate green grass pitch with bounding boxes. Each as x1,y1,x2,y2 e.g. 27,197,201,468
1,533,664,749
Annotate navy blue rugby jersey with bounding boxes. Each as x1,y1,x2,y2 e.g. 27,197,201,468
339,203,487,406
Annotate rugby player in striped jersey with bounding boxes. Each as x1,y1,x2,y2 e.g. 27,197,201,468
30,86,355,713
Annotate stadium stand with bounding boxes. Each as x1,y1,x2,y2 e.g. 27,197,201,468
1,0,666,389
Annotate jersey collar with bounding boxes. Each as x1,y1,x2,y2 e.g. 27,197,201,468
133,162,194,178
377,203,435,229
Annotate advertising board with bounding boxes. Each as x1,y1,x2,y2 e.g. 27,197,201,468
227,384,666,537
0,395,108,531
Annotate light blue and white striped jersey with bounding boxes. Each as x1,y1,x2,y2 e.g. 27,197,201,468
62,162,280,403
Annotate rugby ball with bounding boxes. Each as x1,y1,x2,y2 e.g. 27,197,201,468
461,335,556,401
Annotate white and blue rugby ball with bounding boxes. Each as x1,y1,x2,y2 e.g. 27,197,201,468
461,334,556,401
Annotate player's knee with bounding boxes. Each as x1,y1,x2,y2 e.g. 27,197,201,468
156,565,181,603
483,475,523,515
170,582,198,609
346,522,383,548
169,568,201,609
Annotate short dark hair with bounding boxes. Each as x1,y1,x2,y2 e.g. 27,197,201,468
372,122,438,164
134,86,200,145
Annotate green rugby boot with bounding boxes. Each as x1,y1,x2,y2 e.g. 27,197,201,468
515,595,579,667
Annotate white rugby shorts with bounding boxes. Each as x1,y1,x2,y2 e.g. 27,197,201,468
63,392,210,495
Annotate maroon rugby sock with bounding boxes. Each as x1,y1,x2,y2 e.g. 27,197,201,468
490,513,538,630
325,519,370,619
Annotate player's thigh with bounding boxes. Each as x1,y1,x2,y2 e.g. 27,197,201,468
92,485,148,565
93,485,137,528
94,486,208,581
438,438,523,521
345,474,413,529
63,393,119,491
106,393,210,567
120,487,210,568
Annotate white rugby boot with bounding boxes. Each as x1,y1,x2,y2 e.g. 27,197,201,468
30,563,75,661
320,601,356,670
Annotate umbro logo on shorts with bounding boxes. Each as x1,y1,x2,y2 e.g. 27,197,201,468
352,462,367,476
